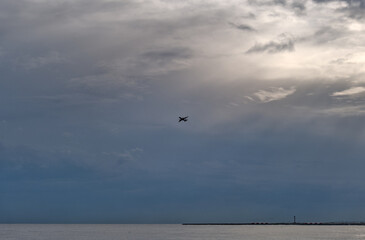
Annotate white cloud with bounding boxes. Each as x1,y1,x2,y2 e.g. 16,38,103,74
252,87,296,103
331,87,365,96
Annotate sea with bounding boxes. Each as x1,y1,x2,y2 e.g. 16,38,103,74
1,224,365,240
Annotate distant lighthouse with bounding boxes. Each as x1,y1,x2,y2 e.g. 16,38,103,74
294,216,296,224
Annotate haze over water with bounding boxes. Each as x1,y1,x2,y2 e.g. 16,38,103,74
2,225,365,240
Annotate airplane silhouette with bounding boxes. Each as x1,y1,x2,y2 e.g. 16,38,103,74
179,116,188,122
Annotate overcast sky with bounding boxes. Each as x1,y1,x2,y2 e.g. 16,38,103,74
2,0,365,223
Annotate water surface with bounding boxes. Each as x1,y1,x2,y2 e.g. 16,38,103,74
1,224,365,240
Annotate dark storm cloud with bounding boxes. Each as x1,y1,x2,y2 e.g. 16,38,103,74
246,34,295,53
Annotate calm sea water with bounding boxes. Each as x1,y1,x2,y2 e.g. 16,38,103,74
1,224,365,240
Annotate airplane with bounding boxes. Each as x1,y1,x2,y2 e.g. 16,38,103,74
179,116,188,122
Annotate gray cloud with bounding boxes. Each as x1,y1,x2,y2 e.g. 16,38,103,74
142,48,193,61
291,1,307,15
242,12,257,19
248,0,287,6
313,0,365,19
229,22,256,31
246,33,295,54
313,0,364,6
312,26,347,44
14,51,66,70
248,0,307,15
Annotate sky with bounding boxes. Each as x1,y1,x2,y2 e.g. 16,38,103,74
2,0,365,224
